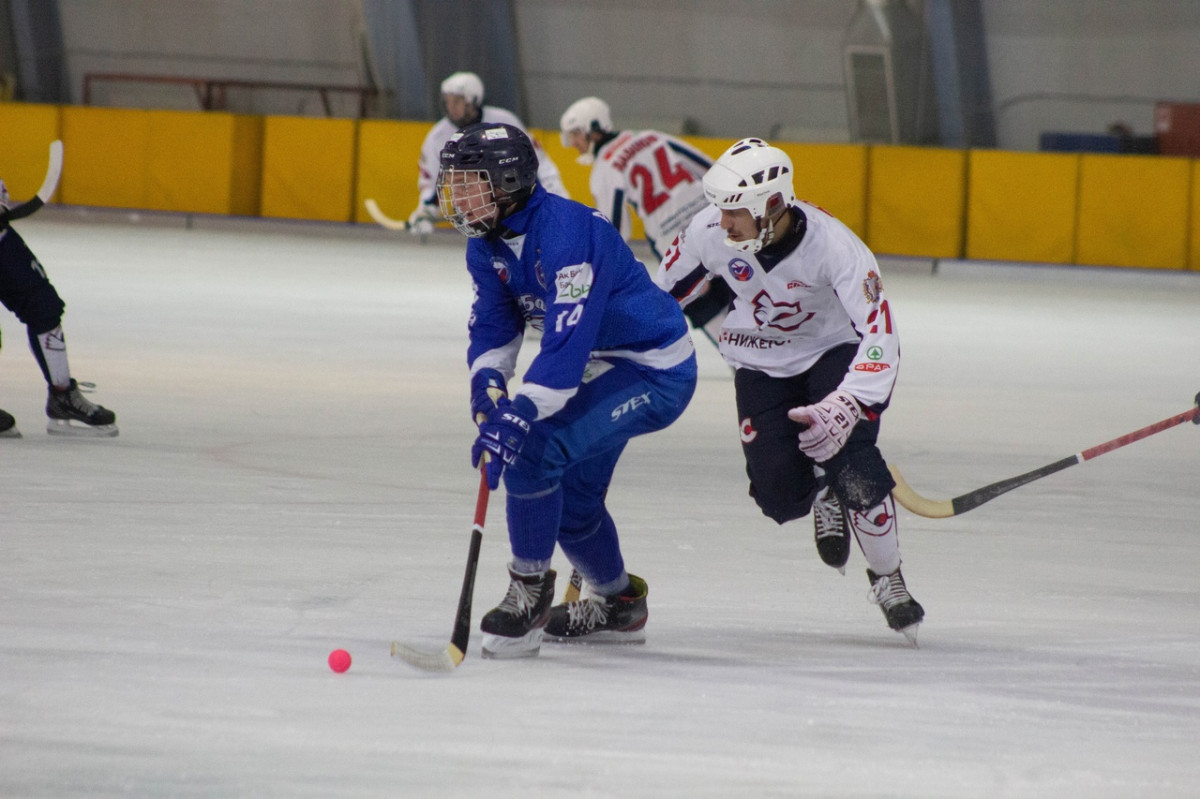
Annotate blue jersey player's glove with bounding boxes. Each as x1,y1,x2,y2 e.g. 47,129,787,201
471,395,536,490
469,368,508,422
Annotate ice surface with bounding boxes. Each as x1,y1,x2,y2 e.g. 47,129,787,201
2,210,1198,798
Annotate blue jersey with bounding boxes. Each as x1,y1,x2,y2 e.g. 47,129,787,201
467,186,692,419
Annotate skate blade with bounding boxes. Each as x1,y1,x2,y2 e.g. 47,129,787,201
480,629,544,659
545,628,647,645
0,427,22,439
47,419,119,437
899,623,920,648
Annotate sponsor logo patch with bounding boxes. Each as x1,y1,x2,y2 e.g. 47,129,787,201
739,417,757,443
854,362,892,372
555,263,593,304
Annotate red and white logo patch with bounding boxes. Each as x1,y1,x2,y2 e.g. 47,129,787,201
739,417,757,443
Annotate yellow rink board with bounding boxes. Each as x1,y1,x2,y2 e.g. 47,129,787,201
779,142,868,239
0,103,62,201
145,111,262,216
261,116,357,222
1190,161,1200,271
867,146,966,258
966,150,1079,264
60,106,151,209
354,119,430,225
1075,153,1191,269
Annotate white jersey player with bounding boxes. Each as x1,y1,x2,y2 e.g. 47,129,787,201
559,96,712,261
655,138,925,643
408,71,568,235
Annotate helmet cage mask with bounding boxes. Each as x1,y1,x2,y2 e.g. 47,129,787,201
437,123,540,238
437,167,499,238
703,138,796,254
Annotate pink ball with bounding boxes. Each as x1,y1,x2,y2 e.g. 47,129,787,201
328,649,352,673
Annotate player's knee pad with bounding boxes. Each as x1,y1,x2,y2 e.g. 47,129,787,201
16,286,65,334
825,445,896,511
558,502,606,543
501,466,557,499
750,482,816,526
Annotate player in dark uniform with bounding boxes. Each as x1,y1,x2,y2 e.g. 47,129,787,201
1,179,117,438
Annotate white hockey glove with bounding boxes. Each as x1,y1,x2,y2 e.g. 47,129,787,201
787,390,863,463
407,202,437,236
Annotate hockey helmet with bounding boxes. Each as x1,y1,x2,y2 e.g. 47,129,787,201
703,138,796,253
440,71,484,107
559,96,613,146
437,122,540,237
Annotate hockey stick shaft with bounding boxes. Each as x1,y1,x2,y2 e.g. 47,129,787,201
890,395,1200,519
445,468,490,661
0,140,63,226
391,468,490,672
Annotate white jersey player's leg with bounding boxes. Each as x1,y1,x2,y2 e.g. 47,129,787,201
847,494,924,644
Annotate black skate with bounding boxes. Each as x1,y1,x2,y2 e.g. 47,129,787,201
867,567,924,646
544,574,648,644
46,380,118,437
813,486,850,573
0,408,20,438
480,567,556,659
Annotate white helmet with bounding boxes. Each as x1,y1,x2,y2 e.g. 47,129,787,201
559,96,613,164
559,96,612,145
702,138,796,253
440,71,484,106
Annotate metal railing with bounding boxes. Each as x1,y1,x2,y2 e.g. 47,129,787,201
82,72,382,118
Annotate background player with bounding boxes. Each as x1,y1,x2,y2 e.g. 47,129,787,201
654,138,924,643
437,122,696,658
559,96,728,345
407,71,568,235
0,179,118,438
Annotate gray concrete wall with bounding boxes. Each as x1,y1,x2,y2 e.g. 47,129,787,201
51,0,1200,150
59,0,369,117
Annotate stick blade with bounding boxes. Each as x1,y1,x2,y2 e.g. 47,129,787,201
888,465,956,518
364,198,409,231
390,640,464,673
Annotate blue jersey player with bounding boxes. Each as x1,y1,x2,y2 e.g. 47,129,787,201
436,123,697,659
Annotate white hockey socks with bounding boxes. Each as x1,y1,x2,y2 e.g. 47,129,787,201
847,493,903,576
32,325,72,388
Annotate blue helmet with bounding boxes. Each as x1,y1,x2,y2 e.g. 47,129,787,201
437,122,539,237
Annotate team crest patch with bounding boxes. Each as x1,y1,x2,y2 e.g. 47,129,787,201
492,258,510,284
555,262,593,303
739,417,757,443
862,270,883,303
728,258,754,282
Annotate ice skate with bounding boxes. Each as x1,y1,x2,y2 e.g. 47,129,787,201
480,567,556,659
813,486,850,573
46,380,118,437
0,408,20,438
867,567,924,646
544,574,648,644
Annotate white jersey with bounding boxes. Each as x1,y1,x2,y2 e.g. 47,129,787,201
416,106,569,212
589,130,712,258
655,201,898,410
